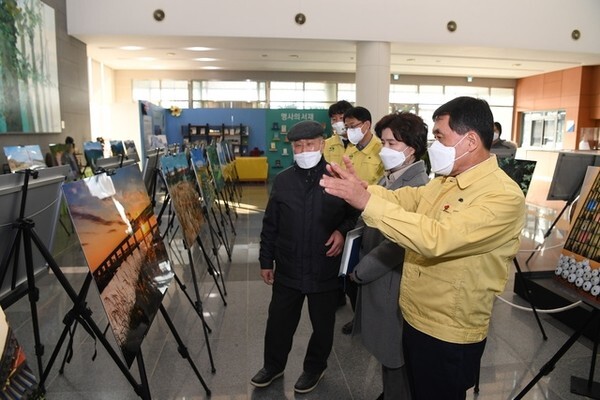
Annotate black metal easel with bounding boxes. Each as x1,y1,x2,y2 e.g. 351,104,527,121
147,166,217,371
0,169,147,396
515,306,600,399
157,183,228,307
525,177,584,266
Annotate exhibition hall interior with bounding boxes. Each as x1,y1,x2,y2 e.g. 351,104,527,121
1,0,600,399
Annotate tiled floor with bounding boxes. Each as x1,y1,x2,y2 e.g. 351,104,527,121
3,183,597,399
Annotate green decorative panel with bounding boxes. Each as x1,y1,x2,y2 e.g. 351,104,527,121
265,109,330,178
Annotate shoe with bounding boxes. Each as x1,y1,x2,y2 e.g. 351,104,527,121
341,320,354,335
294,371,324,394
250,368,284,388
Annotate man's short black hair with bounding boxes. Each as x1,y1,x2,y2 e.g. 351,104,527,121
344,106,372,124
65,136,74,145
432,96,494,150
328,100,353,118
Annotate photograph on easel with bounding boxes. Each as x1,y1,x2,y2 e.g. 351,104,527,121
124,140,140,163
110,140,125,158
62,164,174,366
190,147,216,210
0,307,38,397
3,145,46,172
160,152,205,247
82,141,104,171
206,144,225,193
217,141,234,184
554,167,600,298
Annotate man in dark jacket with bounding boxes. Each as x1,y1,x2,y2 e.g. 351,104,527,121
251,120,359,394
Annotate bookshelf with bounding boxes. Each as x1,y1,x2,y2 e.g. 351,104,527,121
185,123,249,157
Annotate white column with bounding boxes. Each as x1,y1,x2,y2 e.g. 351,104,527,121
355,41,391,124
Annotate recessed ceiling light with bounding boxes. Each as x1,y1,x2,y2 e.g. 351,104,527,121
185,46,212,52
120,46,144,51
406,58,415,62
202,66,222,70
261,54,268,58
513,63,522,67
194,57,217,62
166,52,176,56
289,54,299,58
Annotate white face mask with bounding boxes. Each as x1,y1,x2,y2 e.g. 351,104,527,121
331,121,346,136
294,150,322,169
347,127,365,144
493,132,499,142
427,135,468,176
379,146,407,171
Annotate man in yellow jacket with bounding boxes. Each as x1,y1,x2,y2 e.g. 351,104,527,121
320,96,526,400
323,100,352,166
342,106,384,185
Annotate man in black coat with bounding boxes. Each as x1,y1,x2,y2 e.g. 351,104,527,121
251,120,360,394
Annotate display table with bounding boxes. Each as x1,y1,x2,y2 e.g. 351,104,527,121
234,157,268,182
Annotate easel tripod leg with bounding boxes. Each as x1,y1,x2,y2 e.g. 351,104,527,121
159,304,211,396
514,259,547,340
172,272,216,372
514,308,599,399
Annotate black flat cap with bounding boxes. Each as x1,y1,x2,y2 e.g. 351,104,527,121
287,121,324,141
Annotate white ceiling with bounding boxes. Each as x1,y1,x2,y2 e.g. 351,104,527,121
80,35,600,80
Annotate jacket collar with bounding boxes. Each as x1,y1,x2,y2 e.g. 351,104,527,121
453,155,498,189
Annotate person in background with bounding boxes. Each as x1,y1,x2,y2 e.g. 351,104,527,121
251,121,360,394
351,112,429,400
323,100,353,166
323,100,354,309
491,122,517,150
320,97,526,400
62,136,80,180
339,106,384,334
343,106,384,185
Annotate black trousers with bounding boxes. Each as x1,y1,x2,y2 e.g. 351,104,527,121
403,321,486,400
264,282,338,374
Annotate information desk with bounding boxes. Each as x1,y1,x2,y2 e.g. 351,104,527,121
234,157,268,182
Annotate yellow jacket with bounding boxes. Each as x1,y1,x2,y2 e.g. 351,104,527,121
344,136,384,185
323,135,347,166
362,156,525,344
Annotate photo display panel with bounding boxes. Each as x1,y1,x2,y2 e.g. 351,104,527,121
160,152,205,248
554,167,600,300
190,147,216,211
3,145,46,172
62,164,174,367
205,144,225,193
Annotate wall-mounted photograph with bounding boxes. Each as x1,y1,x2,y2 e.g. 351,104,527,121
0,0,61,133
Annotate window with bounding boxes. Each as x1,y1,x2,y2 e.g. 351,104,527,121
521,110,565,149
132,79,188,108
388,85,515,141
269,81,335,109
